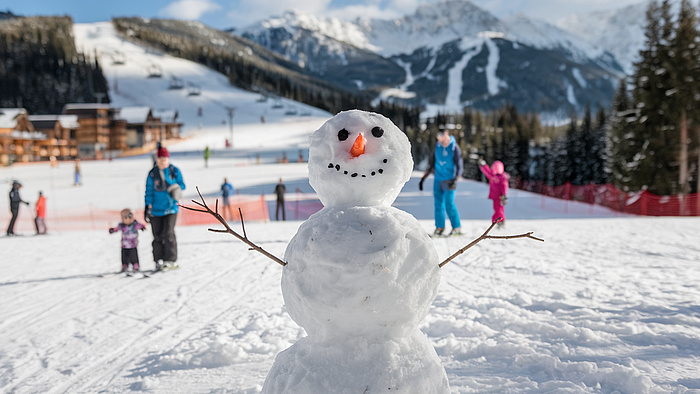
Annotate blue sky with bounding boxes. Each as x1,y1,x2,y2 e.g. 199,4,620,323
5,0,648,30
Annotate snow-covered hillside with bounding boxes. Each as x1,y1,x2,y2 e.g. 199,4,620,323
1,21,699,394
73,21,329,149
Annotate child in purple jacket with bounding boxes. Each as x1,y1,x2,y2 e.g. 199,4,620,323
479,160,510,225
109,208,146,272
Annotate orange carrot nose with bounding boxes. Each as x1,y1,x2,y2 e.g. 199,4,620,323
350,132,365,157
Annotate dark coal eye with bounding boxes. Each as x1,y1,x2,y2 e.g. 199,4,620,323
338,128,349,141
371,126,384,138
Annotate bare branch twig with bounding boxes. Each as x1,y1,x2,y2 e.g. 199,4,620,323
439,219,544,268
180,187,287,267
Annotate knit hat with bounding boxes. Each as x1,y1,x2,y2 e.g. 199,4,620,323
157,147,170,158
491,160,504,175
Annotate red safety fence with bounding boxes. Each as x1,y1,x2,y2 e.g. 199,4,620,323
178,195,270,225
1,194,272,233
1,191,329,234
515,180,700,216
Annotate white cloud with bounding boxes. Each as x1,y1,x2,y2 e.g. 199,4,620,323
228,0,331,27
326,4,403,21
160,0,222,20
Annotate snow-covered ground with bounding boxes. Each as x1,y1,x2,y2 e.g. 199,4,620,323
2,22,700,393
3,154,700,393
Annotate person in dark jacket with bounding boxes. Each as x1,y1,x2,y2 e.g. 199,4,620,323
419,130,463,236
145,147,185,271
274,178,286,221
7,181,29,236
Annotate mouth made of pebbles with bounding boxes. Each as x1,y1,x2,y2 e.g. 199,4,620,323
327,158,389,178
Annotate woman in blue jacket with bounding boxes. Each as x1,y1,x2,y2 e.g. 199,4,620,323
145,147,185,270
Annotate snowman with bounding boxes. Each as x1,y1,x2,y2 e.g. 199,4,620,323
261,110,450,393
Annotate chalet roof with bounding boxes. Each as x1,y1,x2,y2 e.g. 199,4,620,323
0,108,28,129
28,115,80,130
152,108,179,123
63,103,111,112
118,106,152,124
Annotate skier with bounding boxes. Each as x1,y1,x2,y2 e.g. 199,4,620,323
7,181,29,236
221,177,234,220
479,159,510,226
274,178,286,221
419,129,463,236
34,191,47,235
204,146,210,168
109,208,146,272
74,159,81,186
144,147,186,271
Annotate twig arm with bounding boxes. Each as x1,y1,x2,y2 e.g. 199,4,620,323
180,187,287,267
439,219,543,268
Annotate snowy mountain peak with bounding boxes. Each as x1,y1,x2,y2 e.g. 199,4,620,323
244,10,379,52
356,0,506,55
556,2,648,74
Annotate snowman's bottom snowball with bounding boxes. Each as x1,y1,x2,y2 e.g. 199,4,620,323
261,330,449,394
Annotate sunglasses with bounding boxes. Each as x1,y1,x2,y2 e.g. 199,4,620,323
122,213,133,219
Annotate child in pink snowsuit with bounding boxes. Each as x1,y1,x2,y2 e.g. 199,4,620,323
479,160,510,224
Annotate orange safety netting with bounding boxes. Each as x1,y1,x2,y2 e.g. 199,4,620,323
515,180,700,216
178,195,270,225
1,195,272,233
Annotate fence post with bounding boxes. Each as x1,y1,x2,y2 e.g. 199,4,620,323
261,194,269,222
89,203,96,230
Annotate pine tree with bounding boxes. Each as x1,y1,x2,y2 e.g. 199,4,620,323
591,106,608,184
669,0,700,196
565,113,583,185
617,0,679,194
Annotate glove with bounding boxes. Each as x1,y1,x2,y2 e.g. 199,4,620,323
479,159,486,166
24,201,30,206
419,179,424,191
144,206,152,223
447,179,457,190
109,228,115,234
500,195,508,206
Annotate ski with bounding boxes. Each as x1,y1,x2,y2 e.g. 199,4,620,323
139,265,180,278
429,232,463,238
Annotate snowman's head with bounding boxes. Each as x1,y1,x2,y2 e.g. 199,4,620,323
308,110,413,207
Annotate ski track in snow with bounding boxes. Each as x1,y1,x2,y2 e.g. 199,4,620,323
3,216,700,392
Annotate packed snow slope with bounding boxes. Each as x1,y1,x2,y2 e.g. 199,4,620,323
2,155,700,393
1,21,699,394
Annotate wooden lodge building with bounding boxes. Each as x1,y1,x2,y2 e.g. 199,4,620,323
0,104,182,164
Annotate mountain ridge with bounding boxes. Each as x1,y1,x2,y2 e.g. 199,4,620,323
240,0,628,118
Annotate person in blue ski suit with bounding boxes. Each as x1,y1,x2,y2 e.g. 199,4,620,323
419,130,463,236
220,178,234,220
145,147,185,270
